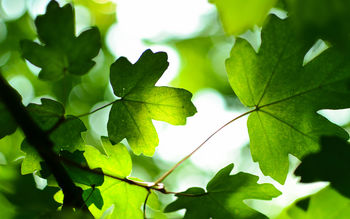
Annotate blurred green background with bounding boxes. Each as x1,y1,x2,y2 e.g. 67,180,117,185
1,0,350,218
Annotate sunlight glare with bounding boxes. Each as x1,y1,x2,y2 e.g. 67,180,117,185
106,0,215,84
8,75,34,106
1,0,26,20
155,89,249,172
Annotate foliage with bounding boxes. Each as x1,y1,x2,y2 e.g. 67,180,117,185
287,0,350,51
0,0,350,219
20,1,101,80
210,0,278,35
226,15,350,183
295,136,350,198
83,138,154,218
165,164,281,218
277,187,350,219
107,49,196,156
21,98,86,174
0,102,17,138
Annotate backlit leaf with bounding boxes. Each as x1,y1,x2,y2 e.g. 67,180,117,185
277,187,350,219
107,49,196,156
226,15,350,183
83,137,153,218
210,0,277,35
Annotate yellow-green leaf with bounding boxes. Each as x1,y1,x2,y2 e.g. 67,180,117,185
107,49,196,156
211,0,277,35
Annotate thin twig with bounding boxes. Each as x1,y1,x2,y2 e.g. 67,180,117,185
153,109,256,185
143,190,151,219
59,149,216,198
46,116,66,134
60,155,195,196
76,100,117,118
79,185,95,210
42,107,255,201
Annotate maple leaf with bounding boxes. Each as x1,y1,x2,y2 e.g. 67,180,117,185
226,15,350,183
40,150,104,188
276,187,350,219
20,0,101,80
42,150,105,210
107,49,197,156
82,137,157,218
20,99,86,174
165,163,281,219
295,136,350,198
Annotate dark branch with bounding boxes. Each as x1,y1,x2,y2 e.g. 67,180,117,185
0,73,93,217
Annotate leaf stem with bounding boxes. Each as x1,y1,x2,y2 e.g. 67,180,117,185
79,185,95,210
57,108,255,203
76,100,117,118
60,153,212,198
153,109,256,185
143,190,151,219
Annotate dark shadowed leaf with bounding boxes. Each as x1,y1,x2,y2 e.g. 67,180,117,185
20,99,86,174
83,188,103,210
2,171,60,219
26,98,64,131
165,164,281,219
288,0,350,51
20,0,101,80
60,150,104,187
0,102,17,139
295,136,350,198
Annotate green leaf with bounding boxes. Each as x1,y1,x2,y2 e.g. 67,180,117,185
52,150,104,187
1,172,60,219
226,15,350,183
165,164,281,219
63,150,104,187
288,0,350,51
0,102,17,139
83,137,151,218
210,0,278,35
277,187,350,219
49,116,86,152
107,49,196,156
26,98,64,131
295,136,350,198
21,99,86,174
20,0,101,80
83,188,104,210
20,141,42,175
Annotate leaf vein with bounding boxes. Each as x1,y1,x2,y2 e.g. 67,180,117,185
259,109,317,143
